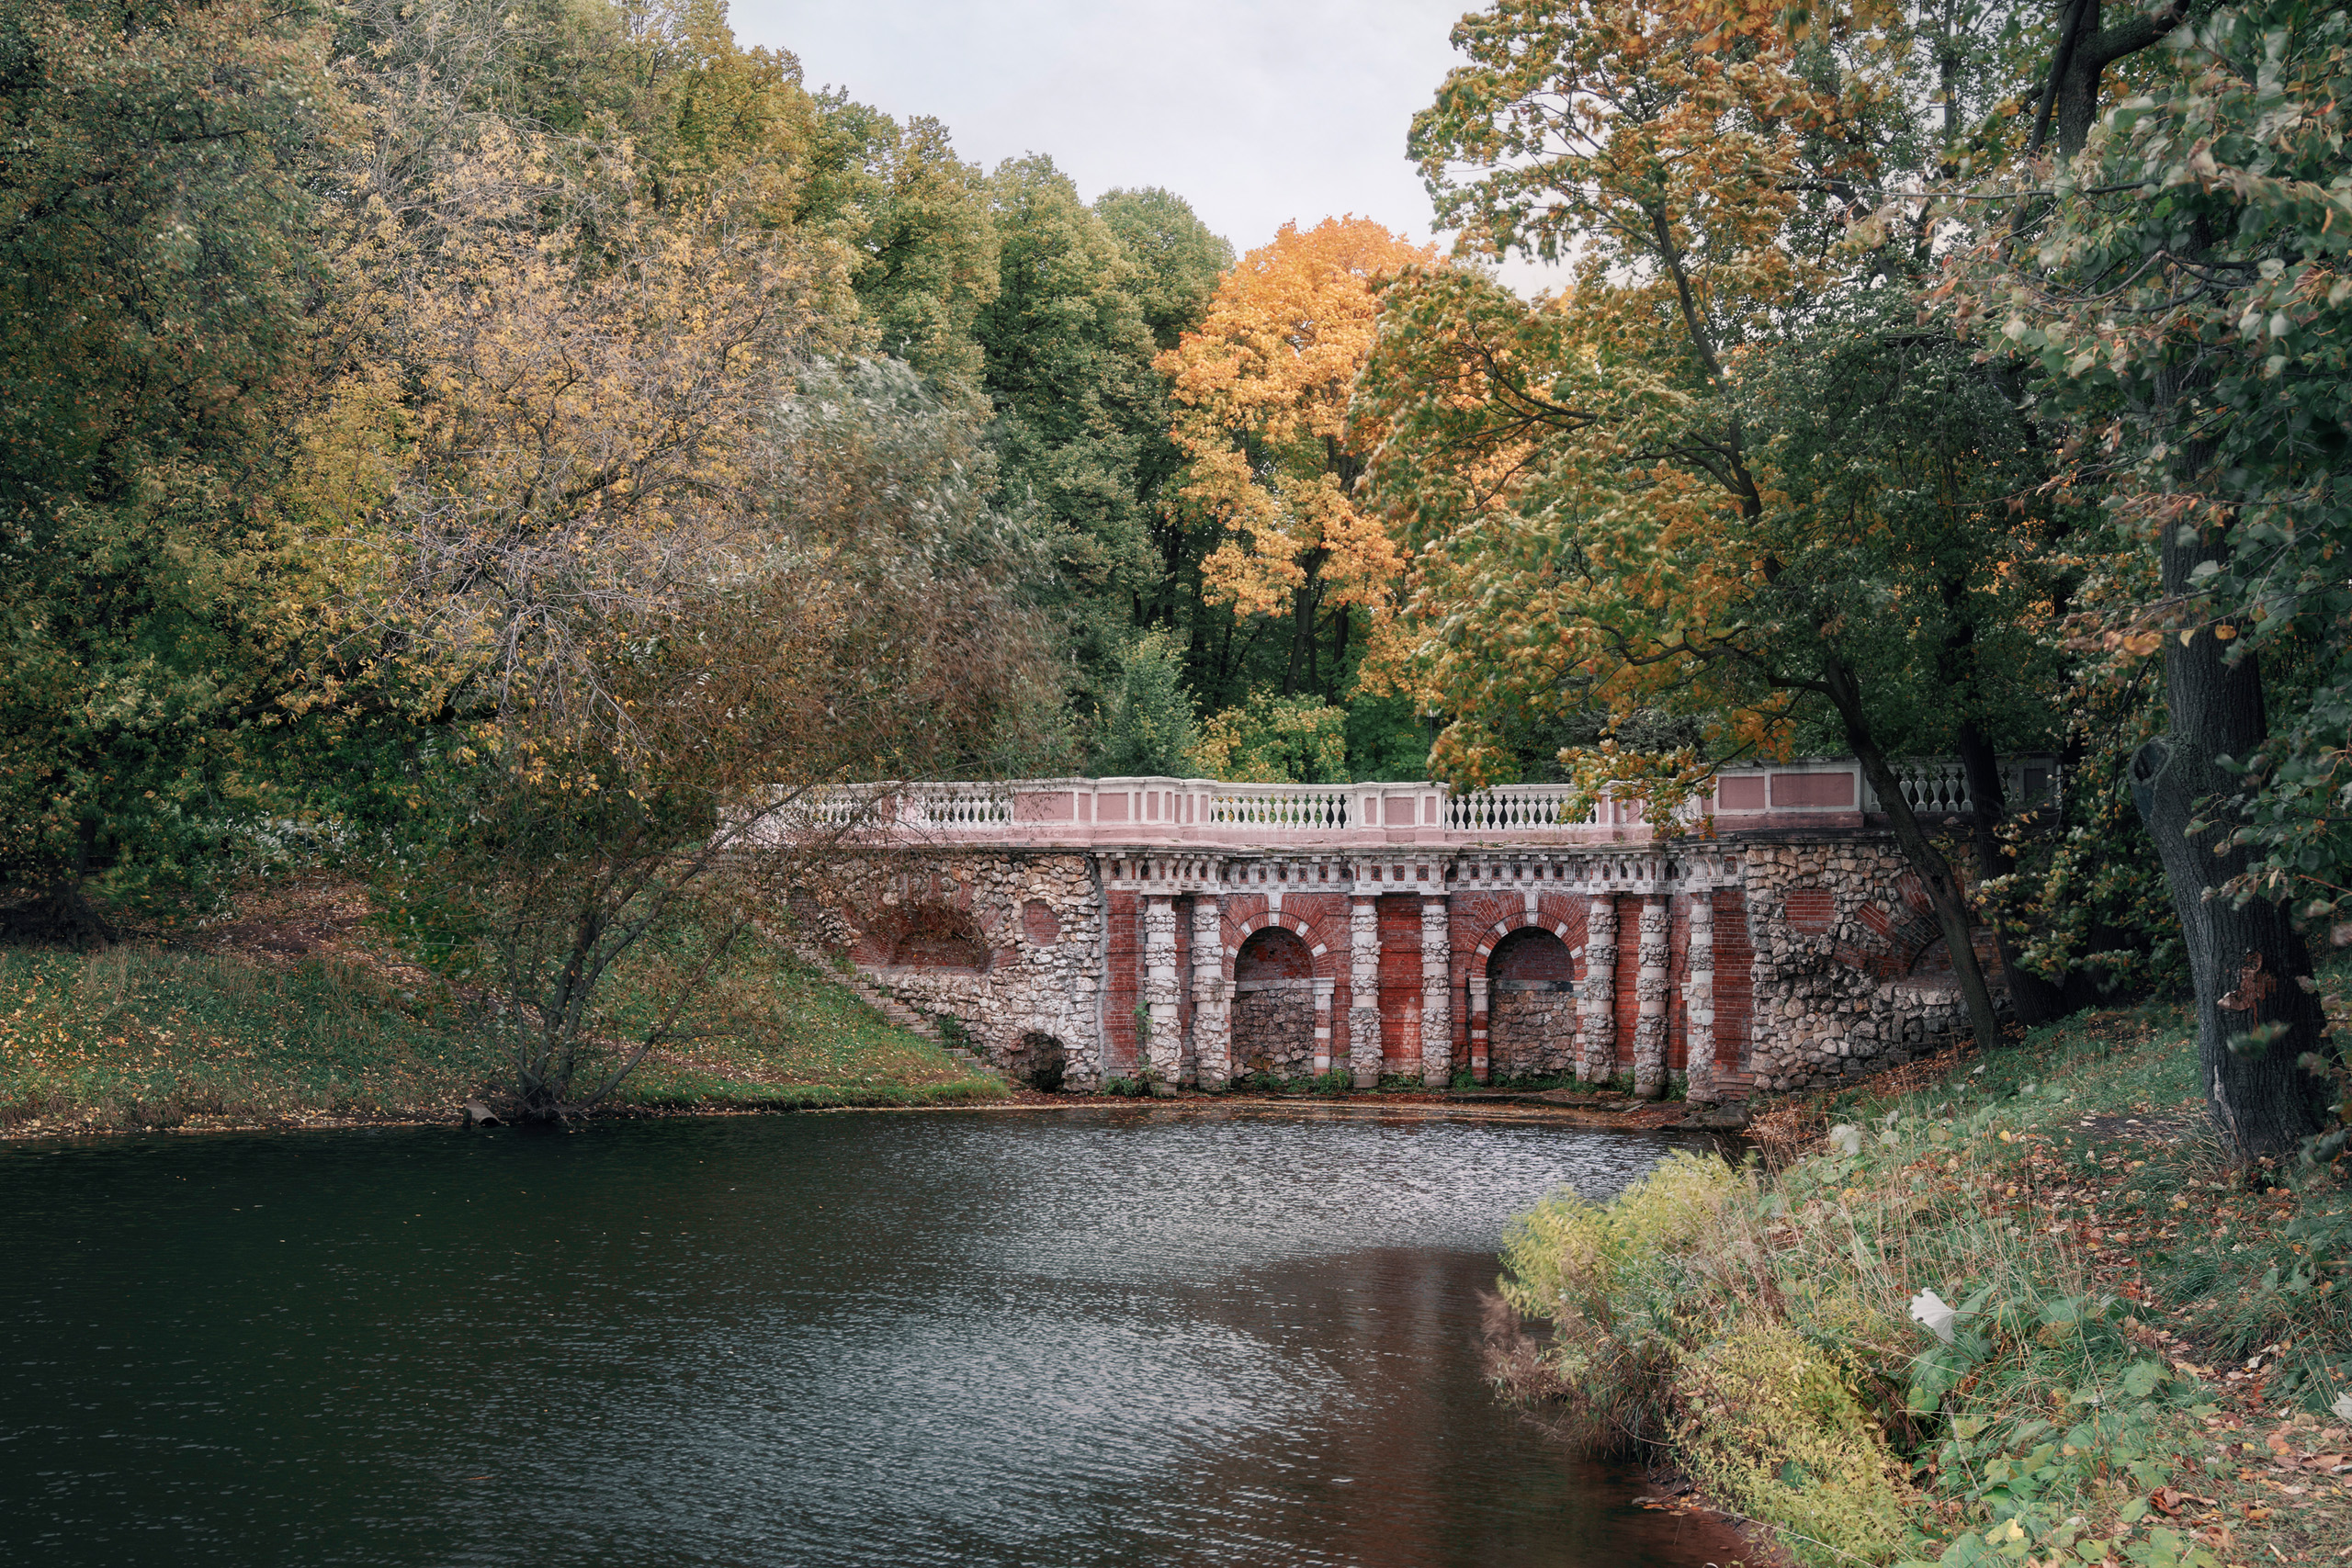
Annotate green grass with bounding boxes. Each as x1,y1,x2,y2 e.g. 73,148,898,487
0,932,1003,1133
1493,1000,2351,1568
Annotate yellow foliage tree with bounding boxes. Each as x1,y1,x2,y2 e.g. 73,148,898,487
1156,217,1438,699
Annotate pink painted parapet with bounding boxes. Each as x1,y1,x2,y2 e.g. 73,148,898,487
844,758,2058,851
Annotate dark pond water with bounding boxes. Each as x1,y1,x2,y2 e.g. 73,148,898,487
0,1107,1744,1568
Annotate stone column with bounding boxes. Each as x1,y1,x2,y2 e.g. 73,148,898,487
1348,894,1382,1088
1192,894,1229,1091
1468,973,1491,1085
1634,897,1670,1100
1682,893,1717,1105
1312,977,1336,1076
1420,897,1453,1088
1577,895,1617,1084
1143,895,1182,1092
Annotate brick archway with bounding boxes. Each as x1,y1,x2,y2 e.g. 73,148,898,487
1466,907,1591,1086
1220,910,1336,983
1230,926,1320,1081
1468,909,1586,981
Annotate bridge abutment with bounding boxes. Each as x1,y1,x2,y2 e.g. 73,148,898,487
792,829,1995,1100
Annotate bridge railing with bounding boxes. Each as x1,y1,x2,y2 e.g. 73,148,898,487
808,756,2059,849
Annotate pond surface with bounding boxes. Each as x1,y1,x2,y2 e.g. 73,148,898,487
0,1107,1744,1567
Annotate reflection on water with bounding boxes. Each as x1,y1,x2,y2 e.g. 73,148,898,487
0,1108,1744,1567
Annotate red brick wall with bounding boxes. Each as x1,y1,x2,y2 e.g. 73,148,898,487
1611,897,1643,1071
1491,928,1575,982
1235,926,1314,979
1784,886,1836,933
1376,895,1423,1069
1537,892,1589,946
1104,889,1139,1075
1711,888,1754,1072
1173,894,1195,1070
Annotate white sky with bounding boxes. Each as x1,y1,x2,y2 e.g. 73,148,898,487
728,0,1563,290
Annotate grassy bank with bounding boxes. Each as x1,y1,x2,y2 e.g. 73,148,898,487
1495,1003,2350,1568
0,884,1004,1135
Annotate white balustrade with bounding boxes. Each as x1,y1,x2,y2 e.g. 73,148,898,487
1207,788,1352,829
905,784,1013,828
798,756,2061,850
1443,785,1594,832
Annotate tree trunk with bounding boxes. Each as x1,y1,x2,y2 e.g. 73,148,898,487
1823,659,2004,1054
1957,722,2069,1026
2036,0,2191,159
2130,630,2333,1159
1283,561,1326,698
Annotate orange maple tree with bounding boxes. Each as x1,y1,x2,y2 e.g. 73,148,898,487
1155,217,1439,696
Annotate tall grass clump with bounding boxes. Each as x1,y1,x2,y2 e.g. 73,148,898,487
1493,1004,2346,1568
1498,1150,1914,1564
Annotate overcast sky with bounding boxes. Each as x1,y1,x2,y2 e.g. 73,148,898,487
729,0,1560,288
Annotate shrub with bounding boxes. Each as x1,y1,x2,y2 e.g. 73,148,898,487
1674,1315,1913,1566
1497,1150,1741,1447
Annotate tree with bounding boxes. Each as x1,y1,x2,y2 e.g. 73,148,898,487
1094,186,1234,352
1091,630,1199,776
0,0,345,940
1938,0,2345,1156
1372,0,2066,1056
1190,692,1351,784
288,0,1073,1114
803,98,1001,400
374,360,1062,1117
975,155,1170,685
1159,217,1435,703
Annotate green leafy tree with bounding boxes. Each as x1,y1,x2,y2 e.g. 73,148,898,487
1093,186,1234,352
975,155,1169,679
1939,0,2346,1156
1191,692,1350,784
1091,630,1199,776
802,97,1001,400
0,0,343,939
1368,0,2075,1054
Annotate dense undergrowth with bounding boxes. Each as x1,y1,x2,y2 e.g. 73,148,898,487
0,907,1002,1134
1495,1005,2351,1568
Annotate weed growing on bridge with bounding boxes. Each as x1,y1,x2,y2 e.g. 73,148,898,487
1492,1004,2351,1568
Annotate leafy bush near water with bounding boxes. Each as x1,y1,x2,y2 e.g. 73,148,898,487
1495,1008,2350,1568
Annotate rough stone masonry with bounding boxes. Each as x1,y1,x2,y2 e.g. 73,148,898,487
790,834,1981,1100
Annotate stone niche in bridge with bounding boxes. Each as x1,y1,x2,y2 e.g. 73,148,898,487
1486,927,1578,1083
786,763,2050,1094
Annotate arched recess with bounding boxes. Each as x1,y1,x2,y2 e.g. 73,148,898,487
1005,1031,1067,1092
1487,927,1577,1081
886,904,989,970
1231,926,1316,1081
1219,910,1334,983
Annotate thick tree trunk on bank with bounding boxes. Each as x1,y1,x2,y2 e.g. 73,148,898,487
0,877,118,948
2034,0,2190,160
2130,626,2333,1159
1824,660,2004,1055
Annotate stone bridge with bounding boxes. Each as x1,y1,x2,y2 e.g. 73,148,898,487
789,758,2058,1102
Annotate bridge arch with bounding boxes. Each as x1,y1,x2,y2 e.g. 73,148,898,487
1467,908,1585,983
1220,909,1336,982
1484,927,1578,1082
1004,1030,1068,1092
1230,926,1319,1082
